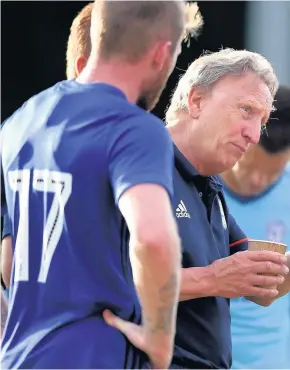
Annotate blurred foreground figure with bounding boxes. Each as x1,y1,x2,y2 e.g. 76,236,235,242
0,1,186,368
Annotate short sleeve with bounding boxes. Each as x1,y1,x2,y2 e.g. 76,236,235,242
108,114,174,204
229,213,248,254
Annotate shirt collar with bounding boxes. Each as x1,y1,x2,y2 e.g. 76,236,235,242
174,144,199,181
173,144,223,191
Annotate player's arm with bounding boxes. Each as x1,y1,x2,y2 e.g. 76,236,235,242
1,235,12,289
1,214,13,288
119,183,181,323
107,115,181,368
1,163,13,289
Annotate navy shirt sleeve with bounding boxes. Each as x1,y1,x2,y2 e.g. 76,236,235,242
108,114,174,204
228,213,248,255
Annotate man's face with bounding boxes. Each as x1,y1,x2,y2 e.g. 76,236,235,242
188,71,273,174
231,144,290,195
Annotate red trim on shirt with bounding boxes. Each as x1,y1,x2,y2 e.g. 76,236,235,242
230,237,249,248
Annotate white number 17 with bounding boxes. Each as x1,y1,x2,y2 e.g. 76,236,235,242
8,169,72,283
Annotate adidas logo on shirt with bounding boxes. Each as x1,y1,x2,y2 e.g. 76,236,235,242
176,200,191,218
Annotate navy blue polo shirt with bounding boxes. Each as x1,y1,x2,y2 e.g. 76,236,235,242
172,145,247,369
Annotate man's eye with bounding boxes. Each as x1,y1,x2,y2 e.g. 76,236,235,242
242,106,251,113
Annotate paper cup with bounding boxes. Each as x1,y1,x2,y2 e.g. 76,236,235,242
248,239,287,255
247,240,287,297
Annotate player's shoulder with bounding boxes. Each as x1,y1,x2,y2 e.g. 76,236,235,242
124,108,165,128
2,81,64,127
106,107,172,161
112,108,171,150
116,100,168,134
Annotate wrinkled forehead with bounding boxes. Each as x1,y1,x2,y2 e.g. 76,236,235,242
212,72,274,111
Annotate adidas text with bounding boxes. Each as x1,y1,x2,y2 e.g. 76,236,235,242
176,201,191,218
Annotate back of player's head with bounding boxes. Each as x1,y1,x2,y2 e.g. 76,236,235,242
90,0,186,62
66,3,93,79
66,2,203,80
259,85,290,154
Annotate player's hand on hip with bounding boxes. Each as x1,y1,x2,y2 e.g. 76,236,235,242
209,250,289,299
103,309,172,369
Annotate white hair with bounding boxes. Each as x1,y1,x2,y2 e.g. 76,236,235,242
166,48,279,122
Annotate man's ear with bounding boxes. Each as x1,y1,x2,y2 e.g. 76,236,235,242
150,41,172,72
75,56,88,77
188,86,204,119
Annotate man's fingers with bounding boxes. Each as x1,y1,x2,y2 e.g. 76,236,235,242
253,274,284,287
103,309,115,326
252,261,289,276
103,310,145,350
103,309,128,332
248,286,279,298
103,310,137,342
247,250,287,264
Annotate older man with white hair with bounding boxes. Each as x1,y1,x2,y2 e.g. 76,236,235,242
107,48,290,369
164,48,290,368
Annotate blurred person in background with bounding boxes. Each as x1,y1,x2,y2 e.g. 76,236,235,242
221,85,290,369
65,2,93,81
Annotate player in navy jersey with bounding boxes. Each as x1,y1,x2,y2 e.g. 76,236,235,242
1,1,186,368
